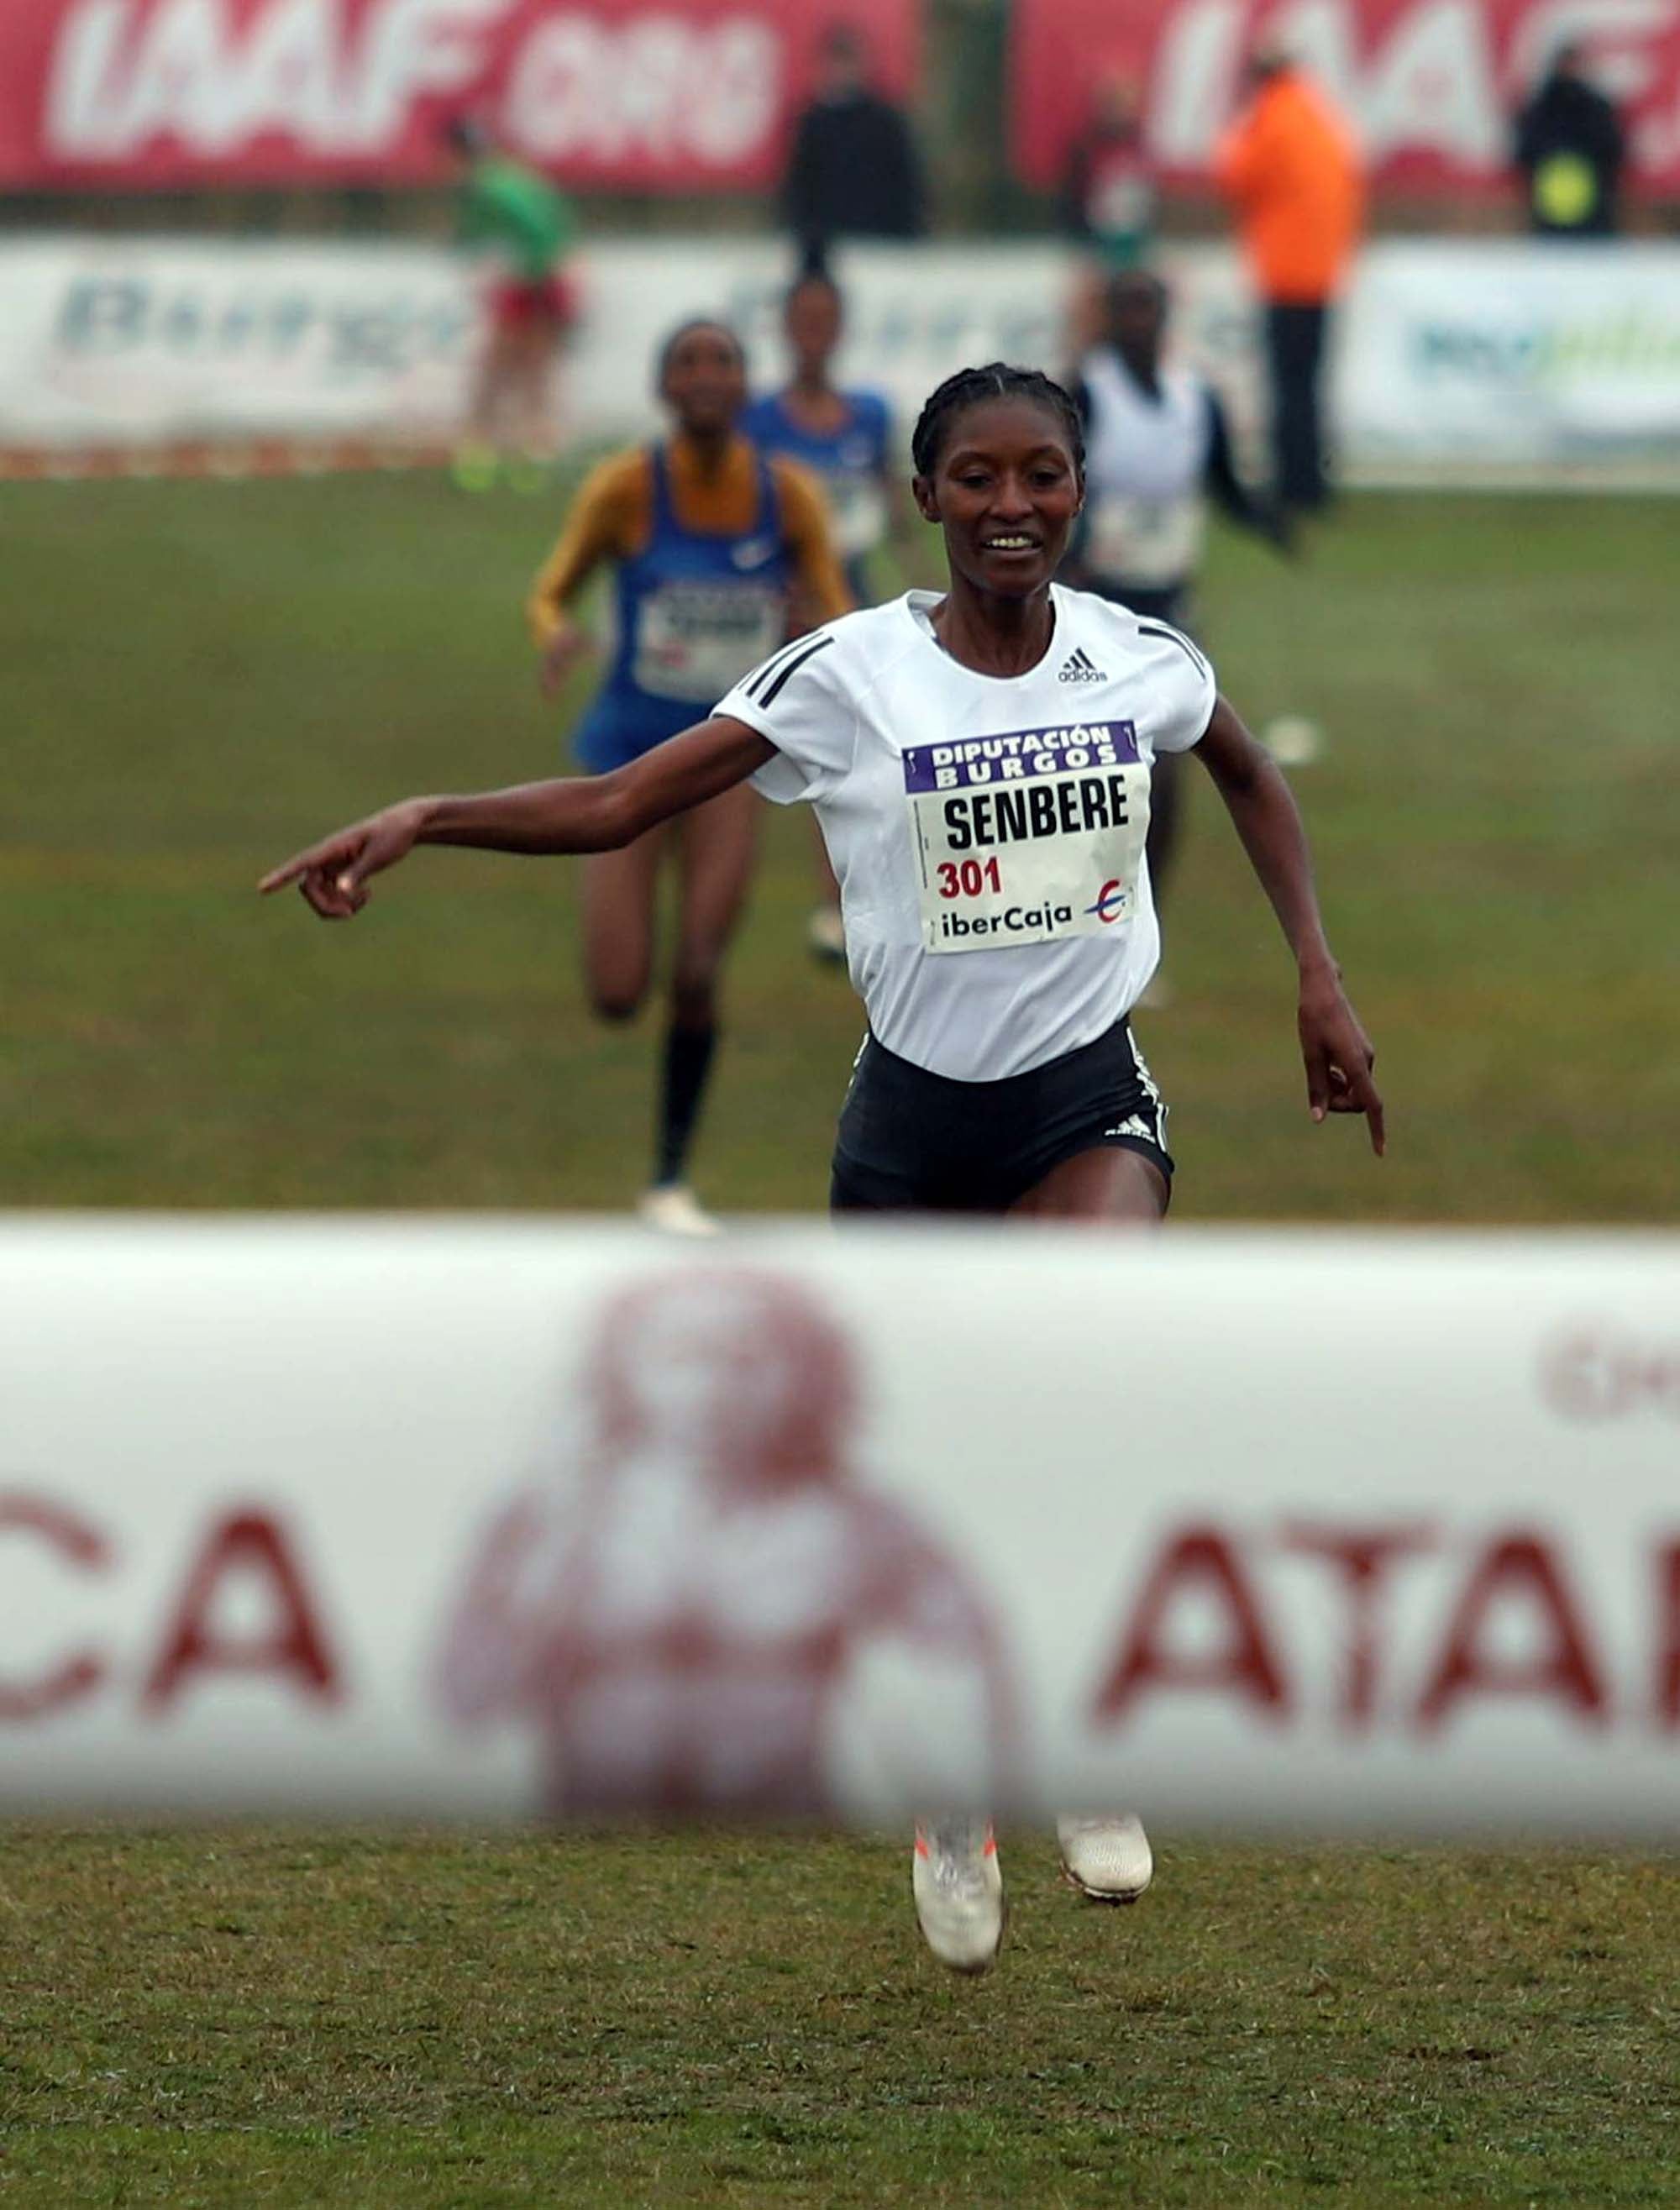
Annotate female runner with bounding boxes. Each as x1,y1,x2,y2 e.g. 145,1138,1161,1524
742,261,897,609
741,260,898,963
527,318,850,1231
264,360,1383,1972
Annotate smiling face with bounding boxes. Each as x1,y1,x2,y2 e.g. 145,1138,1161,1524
659,323,748,439
913,395,1084,600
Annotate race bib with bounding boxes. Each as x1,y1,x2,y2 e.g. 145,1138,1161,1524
824,473,889,559
905,722,1151,954
633,582,785,702
1086,493,1204,590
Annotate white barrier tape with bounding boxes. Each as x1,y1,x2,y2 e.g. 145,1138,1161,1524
3,1219,1677,1834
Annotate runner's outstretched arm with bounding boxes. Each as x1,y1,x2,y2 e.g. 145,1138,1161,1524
1195,695,1386,1156
258,717,773,920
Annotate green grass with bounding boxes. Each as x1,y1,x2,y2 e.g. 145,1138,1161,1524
3,1830,1679,2207
2,478,1677,2203
2,476,1674,1218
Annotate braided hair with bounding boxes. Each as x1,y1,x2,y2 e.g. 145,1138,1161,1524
911,363,1085,480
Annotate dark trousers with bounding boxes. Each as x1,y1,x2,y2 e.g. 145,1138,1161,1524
1264,300,1331,511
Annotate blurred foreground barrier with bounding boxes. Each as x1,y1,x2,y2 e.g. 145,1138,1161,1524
3,1219,1678,1835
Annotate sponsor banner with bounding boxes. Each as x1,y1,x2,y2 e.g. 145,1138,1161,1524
1012,0,1680,195
0,234,475,444
1333,239,1680,459
0,234,1075,449
2,233,1677,474
0,0,918,190
3,1220,1680,1835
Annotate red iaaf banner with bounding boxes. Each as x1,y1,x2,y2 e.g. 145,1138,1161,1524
0,0,919,189
1012,0,1680,195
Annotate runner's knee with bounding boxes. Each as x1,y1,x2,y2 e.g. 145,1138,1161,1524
669,968,718,1029
590,984,644,1024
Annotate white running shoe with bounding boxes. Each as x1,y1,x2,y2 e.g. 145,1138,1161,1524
637,1184,721,1237
913,1818,1005,1974
1056,1813,1154,1903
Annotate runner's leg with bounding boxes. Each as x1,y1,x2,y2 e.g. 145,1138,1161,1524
580,826,664,1025
1013,1138,1163,1898
508,316,560,470
1011,1145,1167,1222
652,782,758,1201
459,322,521,478
862,1045,1163,1959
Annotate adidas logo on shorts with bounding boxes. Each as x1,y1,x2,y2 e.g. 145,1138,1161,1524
1105,1114,1154,1141
1058,648,1104,684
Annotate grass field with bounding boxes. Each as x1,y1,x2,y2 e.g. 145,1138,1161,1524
6,1830,1680,2207
3,477,1677,2206
3,477,1676,1219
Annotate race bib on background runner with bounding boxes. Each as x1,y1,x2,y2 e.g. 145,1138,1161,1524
824,474,890,559
634,583,785,702
904,722,1151,953
1086,493,1205,590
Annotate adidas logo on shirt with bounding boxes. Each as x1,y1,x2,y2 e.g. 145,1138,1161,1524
1058,648,1105,684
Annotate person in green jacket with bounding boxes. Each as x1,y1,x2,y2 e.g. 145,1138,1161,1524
445,118,580,491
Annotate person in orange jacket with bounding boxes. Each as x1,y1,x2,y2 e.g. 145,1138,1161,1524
1215,39,1362,512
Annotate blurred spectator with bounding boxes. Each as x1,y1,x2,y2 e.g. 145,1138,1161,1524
1215,39,1362,514
783,25,925,252
1065,267,1289,934
1060,73,1159,270
1515,42,1625,238
444,117,578,492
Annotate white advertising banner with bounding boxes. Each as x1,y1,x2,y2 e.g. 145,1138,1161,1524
3,1220,1679,1837
1335,241,1680,465
0,234,475,444
2,232,1677,480
0,234,1079,453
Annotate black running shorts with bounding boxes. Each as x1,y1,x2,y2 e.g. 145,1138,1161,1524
830,1019,1173,1215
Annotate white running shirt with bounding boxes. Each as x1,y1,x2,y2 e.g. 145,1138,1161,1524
1080,349,1212,591
717,585,1216,1082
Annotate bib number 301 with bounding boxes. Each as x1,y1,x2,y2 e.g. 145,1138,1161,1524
903,722,1150,955
937,858,1003,900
